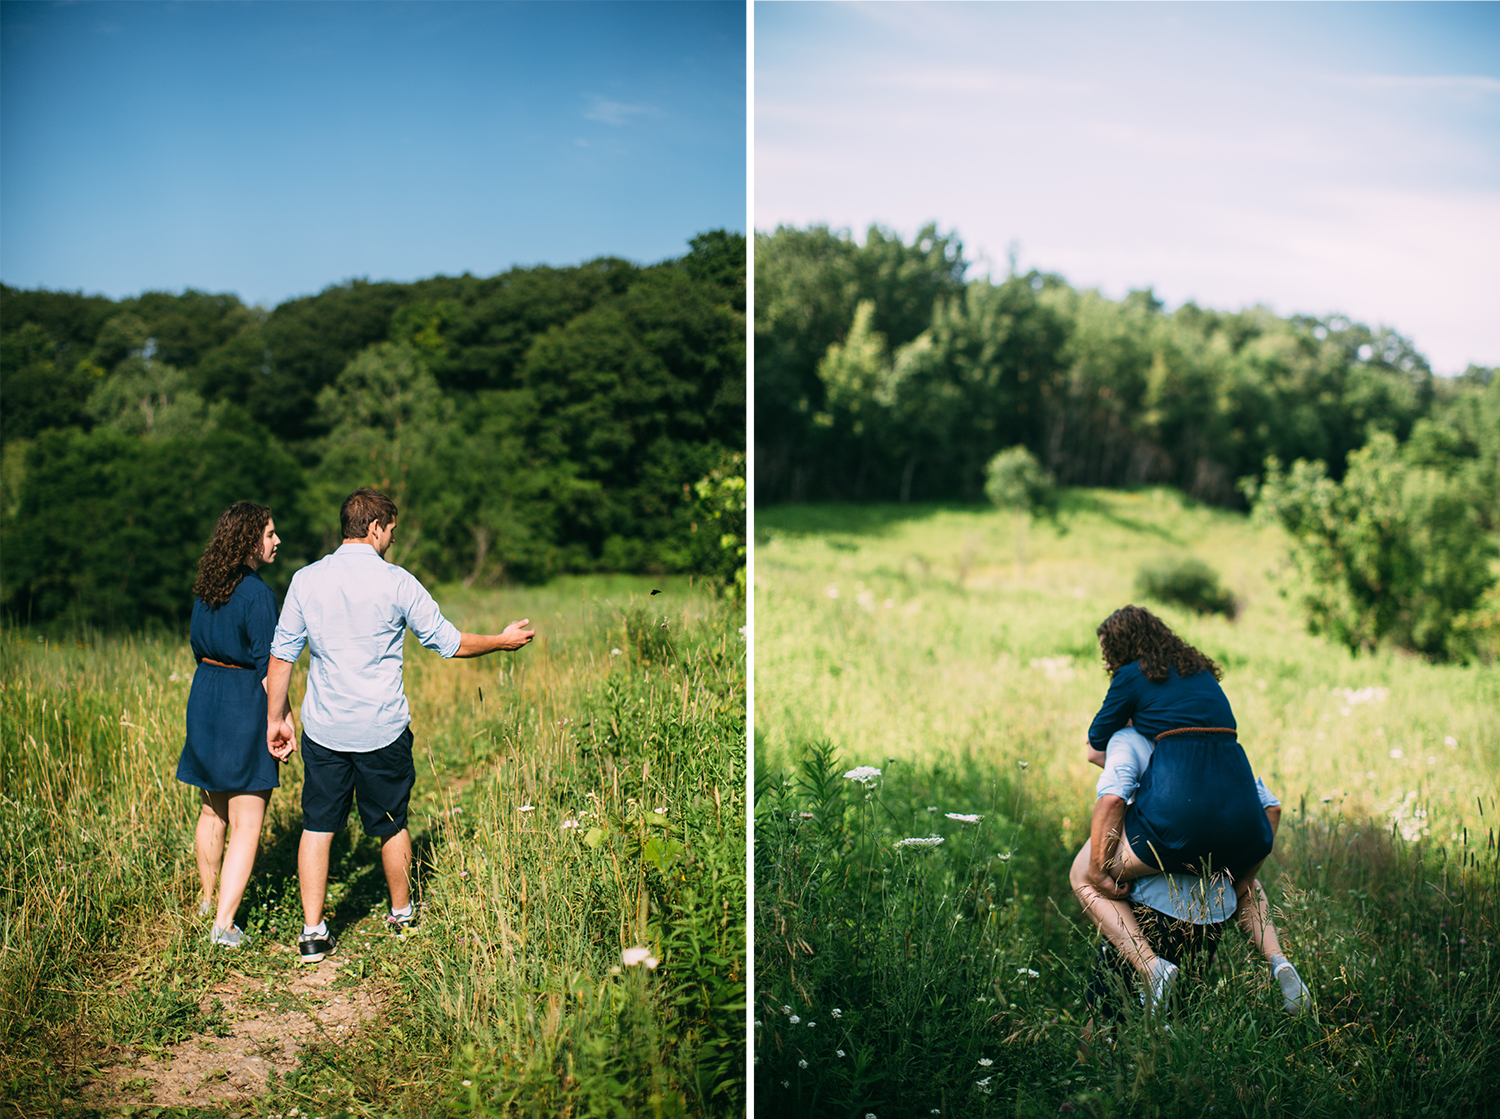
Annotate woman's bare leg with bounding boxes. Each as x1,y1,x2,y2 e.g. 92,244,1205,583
196,791,228,909
1233,866,1285,959
1069,837,1162,977
214,790,271,932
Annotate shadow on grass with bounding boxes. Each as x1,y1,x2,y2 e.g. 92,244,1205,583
241,805,447,945
754,501,987,544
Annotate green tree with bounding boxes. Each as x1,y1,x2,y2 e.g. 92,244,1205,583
1247,433,1496,660
984,444,1058,577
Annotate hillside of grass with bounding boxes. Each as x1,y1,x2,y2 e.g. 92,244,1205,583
1,577,745,1118
752,489,1499,1118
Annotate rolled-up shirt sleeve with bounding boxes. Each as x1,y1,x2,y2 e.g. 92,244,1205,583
1096,726,1154,802
270,577,309,664
1255,777,1281,809
397,570,461,658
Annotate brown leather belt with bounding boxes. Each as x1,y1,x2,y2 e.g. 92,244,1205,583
200,658,247,669
1154,726,1237,741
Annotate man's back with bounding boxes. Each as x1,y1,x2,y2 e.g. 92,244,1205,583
271,542,459,751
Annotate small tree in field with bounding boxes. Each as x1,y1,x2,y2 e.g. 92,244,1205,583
1246,432,1496,660
984,445,1057,578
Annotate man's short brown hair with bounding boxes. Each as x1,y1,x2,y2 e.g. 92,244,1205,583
341,488,398,540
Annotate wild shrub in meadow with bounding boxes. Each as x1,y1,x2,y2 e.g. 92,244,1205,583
0,578,745,1117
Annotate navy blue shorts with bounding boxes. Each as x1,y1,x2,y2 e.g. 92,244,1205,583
300,727,415,837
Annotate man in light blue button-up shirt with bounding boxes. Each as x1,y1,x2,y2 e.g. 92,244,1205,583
265,488,533,963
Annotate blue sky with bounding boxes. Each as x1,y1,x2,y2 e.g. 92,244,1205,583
756,2,1500,374
2,1,745,308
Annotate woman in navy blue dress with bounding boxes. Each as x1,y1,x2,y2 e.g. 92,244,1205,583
176,501,283,947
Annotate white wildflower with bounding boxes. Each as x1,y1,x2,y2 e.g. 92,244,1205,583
1017,967,1039,978
844,765,882,785
836,1049,846,1058
977,1057,993,1067
895,836,945,849
1017,760,1029,770
807,1021,816,1028
798,1059,808,1069
782,1005,792,1014
610,648,622,656
518,804,535,812
622,946,653,966
655,807,667,814
831,1007,842,1019
461,1080,471,1087
561,819,580,829
789,1014,801,1024
945,813,982,824
976,1075,994,1093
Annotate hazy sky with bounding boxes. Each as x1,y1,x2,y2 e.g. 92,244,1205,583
1,1,745,307
756,1,1500,375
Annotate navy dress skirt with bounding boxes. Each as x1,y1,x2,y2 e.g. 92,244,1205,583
176,566,281,793
1088,662,1273,881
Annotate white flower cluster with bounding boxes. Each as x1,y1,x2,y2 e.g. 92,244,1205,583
945,813,982,824
894,836,945,850
844,765,882,785
622,946,659,969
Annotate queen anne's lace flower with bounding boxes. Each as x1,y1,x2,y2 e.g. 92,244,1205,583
945,813,982,824
895,836,945,849
843,766,882,785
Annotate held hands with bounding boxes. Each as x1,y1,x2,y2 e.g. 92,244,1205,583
268,713,297,761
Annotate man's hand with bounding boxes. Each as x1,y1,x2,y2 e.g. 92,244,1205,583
499,618,534,649
268,713,297,761
265,656,296,760
455,620,535,657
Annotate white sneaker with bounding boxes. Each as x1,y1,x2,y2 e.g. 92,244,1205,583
1275,962,1311,1015
210,924,244,948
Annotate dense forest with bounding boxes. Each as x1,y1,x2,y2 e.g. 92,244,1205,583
755,223,1498,514
756,223,1498,660
1,231,746,629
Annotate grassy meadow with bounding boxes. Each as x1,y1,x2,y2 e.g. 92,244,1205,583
1,577,745,1118
753,489,1500,1118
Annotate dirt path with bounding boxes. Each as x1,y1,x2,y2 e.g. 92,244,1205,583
79,920,392,1111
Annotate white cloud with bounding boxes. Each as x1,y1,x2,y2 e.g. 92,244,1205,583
584,96,657,126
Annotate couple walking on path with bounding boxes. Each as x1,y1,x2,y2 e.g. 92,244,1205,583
176,488,534,956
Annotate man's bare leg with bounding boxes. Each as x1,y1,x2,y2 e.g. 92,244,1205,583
299,830,335,929
381,829,412,913
1069,838,1161,976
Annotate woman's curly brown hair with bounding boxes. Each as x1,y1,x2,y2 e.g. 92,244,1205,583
1096,604,1222,683
192,502,271,608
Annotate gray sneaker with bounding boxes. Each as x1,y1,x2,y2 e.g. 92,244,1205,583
210,924,244,948
1275,963,1311,1014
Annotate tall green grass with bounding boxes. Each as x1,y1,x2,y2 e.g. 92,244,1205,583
754,491,1500,1117
1,575,745,1116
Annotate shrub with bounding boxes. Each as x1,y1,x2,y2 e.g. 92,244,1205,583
1245,433,1497,660
1134,555,1237,618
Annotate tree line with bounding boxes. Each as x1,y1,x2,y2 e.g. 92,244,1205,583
757,223,1498,660
756,223,1496,511
1,231,746,629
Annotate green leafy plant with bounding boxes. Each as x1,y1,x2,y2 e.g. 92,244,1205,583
1134,555,1237,618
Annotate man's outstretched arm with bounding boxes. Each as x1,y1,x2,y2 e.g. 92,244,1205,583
266,655,297,760
454,619,535,658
